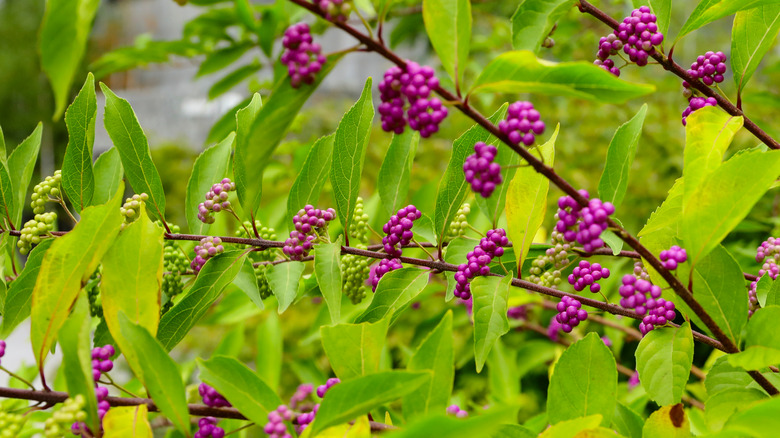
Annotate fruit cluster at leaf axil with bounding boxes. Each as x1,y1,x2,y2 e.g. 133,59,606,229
237,220,277,299
30,170,62,214
0,411,25,438
445,203,471,242
162,226,188,301
44,396,86,438
120,193,148,228
349,197,370,243
342,252,371,304
17,212,56,255
86,268,103,318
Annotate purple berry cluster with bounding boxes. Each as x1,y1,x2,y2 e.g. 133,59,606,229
281,23,326,88
454,229,509,300
749,238,780,315
618,274,662,316
683,51,727,88
681,97,717,126
199,383,231,408
594,6,663,73
296,405,319,434
498,101,546,146
0,340,5,366
463,142,502,198
555,295,588,333
315,0,352,21
555,191,615,252
628,371,640,390
283,205,336,260
659,245,687,270
290,383,313,409
95,386,110,421
547,315,562,342
507,305,527,320
594,34,623,76
197,178,236,224
91,345,114,382
446,405,468,418
369,258,403,291
381,205,422,257
567,260,610,293
639,298,676,335
378,62,448,137
317,377,340,398
196,417,225,438
191,236,225,273
264,405,293,438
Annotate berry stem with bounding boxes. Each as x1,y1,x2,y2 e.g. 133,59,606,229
227,208,252,237
0,365,36,390
55,198,79,225
412,237,436,261
101,374,141,398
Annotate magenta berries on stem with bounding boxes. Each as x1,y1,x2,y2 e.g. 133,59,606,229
454,229,509,300
369,258,403,291
317,377,340,398
378,62,448,137
498,101,545,146
446,405,468,418
681,97,717,126
315,0,352,21
91,345,115,382
199,383,231,408
639,298,677,335
618,273,662,316
595,6,663,73
290,383,313,408
381,205,422,257
464,142,502,198
749,237,780,315
683,51,727,88
555,295,588,333
197,178,236,224
281,23,326,88
0,340,5,366
195,417,225,438
659,245,687,270
555,191,615,252
567,260,610,293
283,205,336,260
191,236,225,273
264,405,293,438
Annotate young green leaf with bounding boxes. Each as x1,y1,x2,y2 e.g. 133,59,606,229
1,238,54,337
91,148,124,206
433,105,507,246
547,332,617,425
185,132,234,235
511,0,576,53
309,371,431,436
470,51,655,103
59,297,99,432
422,0,471,86
720,394,780,436
198,355,283,426
402,311,453,420
320,318,389,380
117,313,191,436
538,415,603,437
472,275,511,372
691,245,747,345
635,322,694,406
378,131,419,216
256,312,282,390
102,405,153,438
355,268,429,324
207,95,252,145
208,61,262,99
267,261,305,313
157,250,248,351
475,123,524,224
287,134,335,225
31,184,123,368
506,125,557,271
597,104,647,209
732,5,780,93
0,159,14,230
39,1,100,119
486,339,520,404
314,238,343,324
330,78,374,242
677,0,778,42
8,123,42,226
649,0,672,38
197,42,253,77
389,407,519,438
642,404,690,438
62,73,97,211
233,259,264,310
706,388,767,432
612,403,644,438
100,83,167,222
706,355,778,396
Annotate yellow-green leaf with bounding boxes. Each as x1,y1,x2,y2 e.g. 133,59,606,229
102,405,153,438
642,404,691,438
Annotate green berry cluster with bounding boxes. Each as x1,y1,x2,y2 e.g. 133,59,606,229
86,268,103,318
17,212,57,255
256,264,272,299
445,203,471,242
30,170,62,214
342,250,371,304
44,395,87,438
161,224,188,300
120,193,149,228
528,230,570,288
349,197,370,244
236,221,277,298
0,411,25,438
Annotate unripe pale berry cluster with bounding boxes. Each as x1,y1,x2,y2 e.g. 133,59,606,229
0,411,25,438
45,395,86,437
283,205,335,260
445,203,471,242
567,260,610,293
119,193,149,228
446,405,468,418
681,97,717,126
556,191,615,252
454,229,509,300
369,258,403,291
342,251,371,303
463,142,502,198
618,273,662,316
85,269,102,318
199,383,231,408
659,245,687,270
528,230,571,288
236,221,277,298
315,0,352,22
91,345,115,382
197,178,236,224
683,51,727,88
381,205,422,257
191,236,225,273
378,62,447,137
498,101,546,146
195,417,225,438
31,170,62,214
555,295,588,333
349,197,370,243
17,212,56,255
282,23,326,88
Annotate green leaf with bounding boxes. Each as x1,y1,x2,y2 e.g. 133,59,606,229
422,0,471,85
378,131,419,216
320,318,389,380
1,238,54,337
470,51,655,103
39,1,100,119
389,408,518,438
539,415,603,438
256,313,282,390
487,339,520,404
506,125,557,271
309,370,430,436
706,388,767,432
234,54,342,219
315,238,343,324
691,245,747,345
198,358,283,429
157,250,247,351
185,132,234,235
102,207,163,375
197,42,253,77
547,332,617,425
721,395,780,436
444,238,474,301
597,104,647,209
677,0,780,42
102,405,153,438
493,424,536,438
635,321,694,406
511,0,576,53
472,275,511,373
207,95,252,145
402,311,453,420
287,134,335,224
434,105,507,245
0,159,13,232
91,148,124,206
267,261,305,313
30,185,123,368
612,403,644,438
59,297,99,432
745,305,780,350
117,313,191,436
650,0,672,38
100,83,167,222
643,404,690,438
682,149,780,265
706,355,770,395
331,78,374,242
728,346,780,370
233,259,264,310
355,268,429,324
62,73,97,211
208,61,262,99
8,123,43,227
474,122,524,224
731,5,780,93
